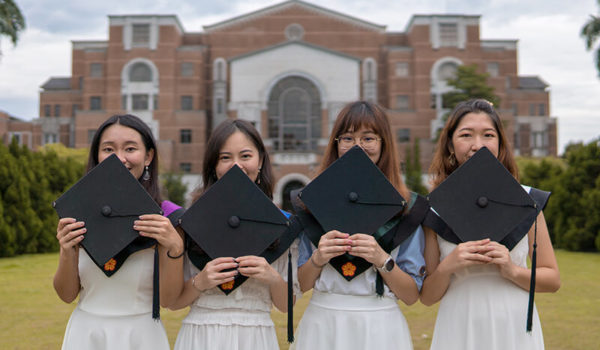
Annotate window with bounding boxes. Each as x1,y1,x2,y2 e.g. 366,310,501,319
395,62,409,77
88,129,96,144
439,23,458,47
181,62,194,77
44,104,51,117
72,104,80,117
181,96,193,111
216,98,224,114
538,103,546,116
531,131,547,149
78,76,83,90
529,103,536,116
180,129,192,144
132,94,149,110
90,63,103,77
511,103,518,116
438,62,458,81
10,133,22,145
90,96,102,110
153,94,158,110
132,24,150,46
129,62,152,82
180,163,192,173
486,62,499,77
121,95,127,110
44,133,58,144
54,104,61,117
396,95,410,110
268,76,321,151
397,128,410,143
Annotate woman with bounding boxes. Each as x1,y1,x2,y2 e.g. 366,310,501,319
53,114,184,350
169,119,300,350
421,99,561,350
292,101,426,350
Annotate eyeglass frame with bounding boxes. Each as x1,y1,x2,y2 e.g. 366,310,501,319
334,134,382,150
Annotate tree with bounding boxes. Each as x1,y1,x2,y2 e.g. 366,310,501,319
581,0,600,76
162,173,188,207
404,138,428,195
0,0,26,57
442,64,500,110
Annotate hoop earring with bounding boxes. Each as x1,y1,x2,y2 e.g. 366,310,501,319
142,165,151,181
256,168,261,185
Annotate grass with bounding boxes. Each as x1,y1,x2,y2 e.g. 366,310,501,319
0,250,598,349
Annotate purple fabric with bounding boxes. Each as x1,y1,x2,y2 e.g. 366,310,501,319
161,200,181,217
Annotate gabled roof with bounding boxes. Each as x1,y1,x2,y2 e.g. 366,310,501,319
518,76,549,90
41,78,72,91
229,40,361,62
204,0,385,33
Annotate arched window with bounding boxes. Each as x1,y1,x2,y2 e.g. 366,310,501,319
281,180,305,213
129,63,152,82
437,62,458,82
268,76,321,151
213,58,227,82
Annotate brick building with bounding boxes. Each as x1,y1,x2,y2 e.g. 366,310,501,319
5,0,557,207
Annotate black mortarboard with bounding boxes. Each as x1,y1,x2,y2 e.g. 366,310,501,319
53,153,164,318
181,164,300,342
296,146,410,285
426,146,545,332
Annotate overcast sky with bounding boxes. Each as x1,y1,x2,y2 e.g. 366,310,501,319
1,0,599,154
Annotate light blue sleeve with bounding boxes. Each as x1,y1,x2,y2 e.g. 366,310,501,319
297,232,314,267
394,225,426,291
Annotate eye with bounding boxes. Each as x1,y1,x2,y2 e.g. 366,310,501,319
219,155,230,161
101,147,114,153
241,153,253,159
341,136,353,142
485,132,497,138
362,136,376,142
125,147,137,152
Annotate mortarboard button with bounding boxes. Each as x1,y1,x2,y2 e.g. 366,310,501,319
101,205,112,216
348,192,359,202
477,196,488,208
228,216,241,228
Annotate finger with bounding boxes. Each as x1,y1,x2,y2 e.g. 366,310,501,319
464,253,493,263
348,233,372,240
57,218,77,230
138,214,166,221
320,245,351,255
61,221,85,235
324,230,349,239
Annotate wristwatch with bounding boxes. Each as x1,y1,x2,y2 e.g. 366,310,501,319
377,255,395,273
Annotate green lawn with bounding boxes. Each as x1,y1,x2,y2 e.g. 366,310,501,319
0,250,598,349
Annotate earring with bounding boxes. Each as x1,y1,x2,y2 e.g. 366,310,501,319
448,152,456,167
142,165,151,181
256,168,261,185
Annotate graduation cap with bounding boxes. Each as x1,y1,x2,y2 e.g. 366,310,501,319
426,146,544,332
180,164,299,341
297,146,409,284
53,153,163,318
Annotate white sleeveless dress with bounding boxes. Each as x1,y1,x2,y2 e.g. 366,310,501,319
430,235,544,350
61,249,170,350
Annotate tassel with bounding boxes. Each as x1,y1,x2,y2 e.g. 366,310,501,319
287,250,294,343
526,207,538,332
152,245,160,320
375,271,384,297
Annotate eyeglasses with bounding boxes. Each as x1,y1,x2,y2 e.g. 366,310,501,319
335,135,382,149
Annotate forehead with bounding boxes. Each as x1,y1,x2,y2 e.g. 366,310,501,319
221,131,258,151
100,123,143,143
456,112,496,130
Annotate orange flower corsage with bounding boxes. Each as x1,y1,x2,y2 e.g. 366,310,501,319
341,262,356,277
221,280,235,290
104,258,117,271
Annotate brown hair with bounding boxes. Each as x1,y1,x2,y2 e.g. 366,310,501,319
194,119,274,200
87,114,162,204
429,98,518,188
320,101,410,201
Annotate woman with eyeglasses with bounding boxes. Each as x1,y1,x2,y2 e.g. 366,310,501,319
290,101,426,350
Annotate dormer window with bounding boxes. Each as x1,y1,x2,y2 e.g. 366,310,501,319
439,23,458,47
132,24,150,47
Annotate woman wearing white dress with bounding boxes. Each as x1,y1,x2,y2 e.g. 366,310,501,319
291,101,426,350
421,99,561,350
54,114,184,350
168,119,300,350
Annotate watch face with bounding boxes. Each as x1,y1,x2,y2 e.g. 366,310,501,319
384,257,395,272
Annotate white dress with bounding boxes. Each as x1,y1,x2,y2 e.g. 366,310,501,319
430,235,544,350
174,239,300,350
61,249,170,350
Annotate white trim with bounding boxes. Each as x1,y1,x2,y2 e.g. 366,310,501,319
263,70,328,108
273,172,312,206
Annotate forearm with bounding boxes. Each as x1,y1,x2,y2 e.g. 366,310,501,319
503,265,561,292
158,245,184,307
167,278,201,310
297,257,322,293
270,276,294,312
419,261,452,306
53,250,80,303
382,268,420,305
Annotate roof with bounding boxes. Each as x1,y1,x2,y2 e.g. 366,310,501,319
204,0,385,33
518,76,549,90
41,78,72,91
229,40,361,62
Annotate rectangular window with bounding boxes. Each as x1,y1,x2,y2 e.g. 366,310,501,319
395,62,409,77
10,133,22,145
153,94,158,110
486,62,499,77
529,103,536,116
72,104,80,117
397,128,410,143
439,23,458,47
44,133,58,144
396,95,410,110
90,63,103,77
54,104,61,117
181,62,194,77
512,103,518,116
216,98,224,114
121,95,127,110
44,104,51,117
90,96,102,111
538,103,545,116
132,94,149,110
78,76,84,90
88,129,96,144
181,96,193,111
180,129,192,144
132,24,150,46
531,131,547,149
180,163,192,173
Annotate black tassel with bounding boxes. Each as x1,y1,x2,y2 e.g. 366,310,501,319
526,209,538,332
287,250,294,343
375,271,384,297
152,245,160,320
